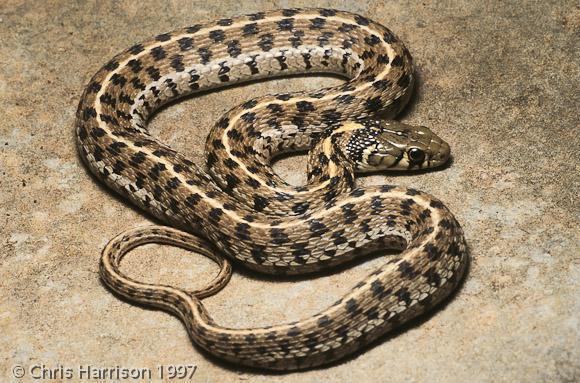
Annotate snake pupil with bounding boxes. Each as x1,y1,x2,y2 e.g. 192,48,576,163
408,148,425,163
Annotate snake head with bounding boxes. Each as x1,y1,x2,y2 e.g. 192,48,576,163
344,120,450,172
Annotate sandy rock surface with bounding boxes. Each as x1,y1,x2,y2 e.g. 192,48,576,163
1,1,578,382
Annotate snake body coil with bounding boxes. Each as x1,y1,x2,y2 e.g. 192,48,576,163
76,8,468,370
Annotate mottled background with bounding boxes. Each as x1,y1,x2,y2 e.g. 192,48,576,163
1,1,578,382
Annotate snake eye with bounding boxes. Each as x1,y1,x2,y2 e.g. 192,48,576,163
408,148,425,163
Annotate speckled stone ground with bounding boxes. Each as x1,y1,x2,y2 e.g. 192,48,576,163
1,1,578,382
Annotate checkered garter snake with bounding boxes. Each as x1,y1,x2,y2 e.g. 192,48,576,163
76,8,468,370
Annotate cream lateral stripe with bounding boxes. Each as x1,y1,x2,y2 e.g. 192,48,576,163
220,46,397,194
93,14,397,194
127,45,367,195
91,112,438,230
93,98,434,229
95,12,392,118
320,122,367,177
102,235,432,337
86,138,434,230
127,46,364,129
322,136,337,176
99,113,432,229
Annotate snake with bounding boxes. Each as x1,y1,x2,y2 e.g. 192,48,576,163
75,8,468,370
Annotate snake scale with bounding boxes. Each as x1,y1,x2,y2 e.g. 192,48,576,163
75,8,468,370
